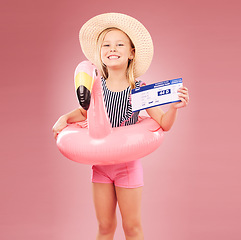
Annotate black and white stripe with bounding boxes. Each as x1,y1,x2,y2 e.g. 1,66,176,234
101,77,140,128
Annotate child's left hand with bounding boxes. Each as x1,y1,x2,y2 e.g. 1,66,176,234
171,86,189,109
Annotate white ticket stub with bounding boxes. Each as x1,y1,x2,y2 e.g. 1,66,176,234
131,78,183,112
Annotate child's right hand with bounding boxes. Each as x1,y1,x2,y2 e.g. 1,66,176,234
52,115,68,140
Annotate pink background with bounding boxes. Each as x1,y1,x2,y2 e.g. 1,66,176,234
1,0,240,239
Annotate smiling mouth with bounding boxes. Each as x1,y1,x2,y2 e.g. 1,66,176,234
108,56,120,60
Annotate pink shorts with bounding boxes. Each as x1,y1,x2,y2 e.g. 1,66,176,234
92,159,143,188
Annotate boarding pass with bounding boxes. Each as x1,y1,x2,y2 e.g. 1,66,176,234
131,78,183,112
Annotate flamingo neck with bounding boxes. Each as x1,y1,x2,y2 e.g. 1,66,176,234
88,74,112,139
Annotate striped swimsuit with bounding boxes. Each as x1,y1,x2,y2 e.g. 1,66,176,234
91,77,144,188
101,77,140,127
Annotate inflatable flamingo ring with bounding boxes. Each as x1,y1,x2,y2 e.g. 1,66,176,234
56,61,164,165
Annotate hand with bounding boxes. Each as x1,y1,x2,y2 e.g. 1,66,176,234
52,115,68,140
172,86,189,109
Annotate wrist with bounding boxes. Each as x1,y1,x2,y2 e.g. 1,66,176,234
169,103,178,111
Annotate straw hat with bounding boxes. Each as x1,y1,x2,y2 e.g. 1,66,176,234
79,13,154,78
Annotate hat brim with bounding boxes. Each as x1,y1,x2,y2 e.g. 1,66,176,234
79,13,153,79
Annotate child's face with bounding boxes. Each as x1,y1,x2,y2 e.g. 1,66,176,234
100,29,134,71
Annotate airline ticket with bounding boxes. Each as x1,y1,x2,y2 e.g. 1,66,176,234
131,78,183,112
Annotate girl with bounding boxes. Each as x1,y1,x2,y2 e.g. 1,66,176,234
52,13,189,240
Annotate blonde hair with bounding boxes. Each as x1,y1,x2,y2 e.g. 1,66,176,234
95,28,136,89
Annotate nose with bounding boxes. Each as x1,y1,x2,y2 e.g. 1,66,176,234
110,45,116,52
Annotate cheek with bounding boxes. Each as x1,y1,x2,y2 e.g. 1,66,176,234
101,46,109,54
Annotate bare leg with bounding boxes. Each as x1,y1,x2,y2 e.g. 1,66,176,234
92,183,117,240
115,186,144,240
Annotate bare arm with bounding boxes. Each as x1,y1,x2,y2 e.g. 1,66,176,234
146,86,189,131
52,107,87,139
146,104,177,131
64,107,87,123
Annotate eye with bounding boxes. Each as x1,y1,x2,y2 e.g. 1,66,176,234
117,43,124,46
102,44,110,47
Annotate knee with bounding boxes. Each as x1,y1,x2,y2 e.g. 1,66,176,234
98,219,117,236
122,220,143,237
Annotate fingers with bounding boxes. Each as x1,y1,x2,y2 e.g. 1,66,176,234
52,124,68,140
52,128,59,140
172,86,189,109
178,93,189,103
178,86,188,92
177,86,189,106
54,132,58,140
52,125,62,140
178,87,188,96
180,96,188,106
52,117,68,140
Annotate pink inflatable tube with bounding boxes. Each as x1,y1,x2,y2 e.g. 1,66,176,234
56,61,164,165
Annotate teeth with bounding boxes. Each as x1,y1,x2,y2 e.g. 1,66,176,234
108,56,119,59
